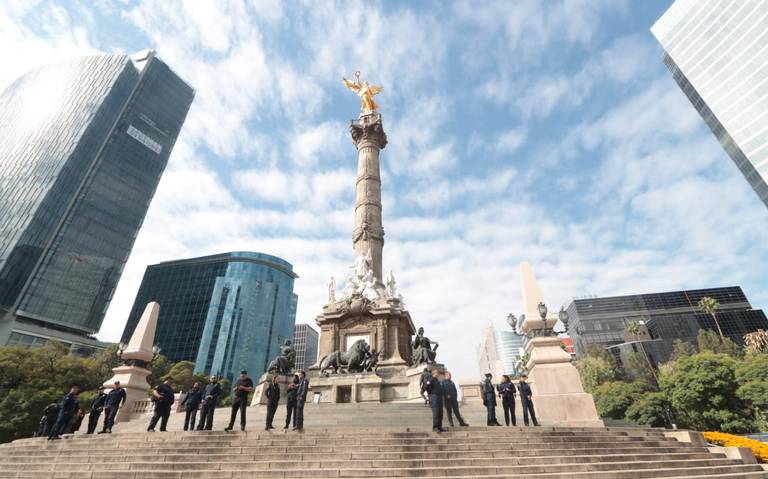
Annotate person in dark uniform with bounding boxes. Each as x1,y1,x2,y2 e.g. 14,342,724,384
67,409,85,434
423,369,446,433
181,382,203,431
483,373,501,426
148,377,175,432
441,371,468,427
48,385,79,440
226,370,254,431
497,375,516,426
264,376,280,430
284,374,299,430
419,367,431,406
294,371,309,431
197,375,221,431
35,402,59,437
100,381,127,434
518,374,539,426
86,386,107,434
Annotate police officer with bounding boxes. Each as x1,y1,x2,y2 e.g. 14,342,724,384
197,375,221,431
264,376,280,430
181,382,203,431
284,374,299,430
518,374,539,426
423,369,445,432
48,385,79,440
35,402,59,437
497,374,516,426
294,371,309,431
441,371,468,427
483,373,501,426
148,377,175,432
226,370,254,431
99,381,126,434
86,386,107,434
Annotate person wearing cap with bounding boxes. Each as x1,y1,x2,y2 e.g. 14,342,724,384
99,381,126,434
422,368,446,433
517,374,539,426
148,377,175,432
483,373,501,426
197,375,221,431
496,374,517,426
86,386,107,434
225,370,253,431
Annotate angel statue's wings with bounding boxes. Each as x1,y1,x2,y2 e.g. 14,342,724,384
369,85,383,95
342,77,361,93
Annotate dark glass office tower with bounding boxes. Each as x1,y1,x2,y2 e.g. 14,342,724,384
121,252,298,380
0,50,194,354
567,286,768,360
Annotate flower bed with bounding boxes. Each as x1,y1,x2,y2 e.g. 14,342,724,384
704,431,768,463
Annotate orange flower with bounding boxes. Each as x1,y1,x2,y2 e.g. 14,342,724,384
704,431,768,463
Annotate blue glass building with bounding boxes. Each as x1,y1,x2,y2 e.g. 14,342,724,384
121,252,298,380
0,50,194,354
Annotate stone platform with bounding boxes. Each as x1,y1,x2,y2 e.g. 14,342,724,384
3,404,765,479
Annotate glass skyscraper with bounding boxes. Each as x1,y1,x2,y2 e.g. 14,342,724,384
120,252,298,381
566,286,768,358
0,50,194,354
652,1,768,208
292,323,319,372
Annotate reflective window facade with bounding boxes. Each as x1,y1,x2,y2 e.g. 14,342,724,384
292,323,319,372
121,252,298,381
495,328,524,375
0,50,194,349
652,1,768,208
567,286,768,357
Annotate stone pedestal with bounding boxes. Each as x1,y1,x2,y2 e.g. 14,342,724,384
525,336,603,427
315,296,415,373
103,302,160,422
251,373,294,406
405,363,444,401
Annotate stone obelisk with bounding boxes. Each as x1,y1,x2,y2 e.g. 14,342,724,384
351,113,387,282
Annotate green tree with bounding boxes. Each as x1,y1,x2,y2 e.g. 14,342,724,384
670,339,697,361
697,329,744,358
165,361,200,392
660,353,753,433
593,381,644,419
574,355,617,393
147,354,172,386
0,387,61,443
734,353,768,430
625,391,671,428
698,296,725,340
623,352,658,389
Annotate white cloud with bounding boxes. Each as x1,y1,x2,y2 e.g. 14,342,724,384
495,128,528,154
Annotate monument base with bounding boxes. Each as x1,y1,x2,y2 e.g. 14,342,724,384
308,363,444,404
103,364,151,422
525,336,603,427
250,373,296,407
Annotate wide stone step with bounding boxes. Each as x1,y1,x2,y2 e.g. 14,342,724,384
0,447,711,463
1,439,684,456
3,461,765,478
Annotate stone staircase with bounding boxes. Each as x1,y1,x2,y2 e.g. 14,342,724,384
1,403,765,478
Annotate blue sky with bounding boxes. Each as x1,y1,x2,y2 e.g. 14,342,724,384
2,0,767,378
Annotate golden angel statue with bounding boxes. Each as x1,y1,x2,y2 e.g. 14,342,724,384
343,70,382,113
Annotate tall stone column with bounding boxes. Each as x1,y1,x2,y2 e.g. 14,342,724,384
350,113,387,282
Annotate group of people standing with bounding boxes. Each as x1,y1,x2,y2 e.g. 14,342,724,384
483,373,539,427
421,369,469,432
38,369,312,439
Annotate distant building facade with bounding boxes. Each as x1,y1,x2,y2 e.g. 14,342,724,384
652,1,768,208
477,322,524,378
0,50,194,355
292,323,319,372
567,286,768,364
120,252,298,380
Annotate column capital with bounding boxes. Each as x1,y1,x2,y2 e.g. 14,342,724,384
350,113,387,149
